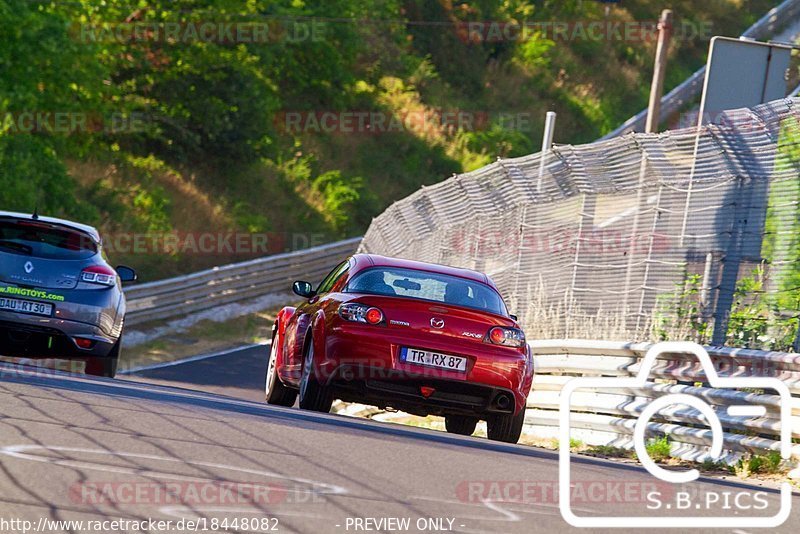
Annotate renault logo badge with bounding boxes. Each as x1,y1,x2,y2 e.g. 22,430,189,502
24,261,34,274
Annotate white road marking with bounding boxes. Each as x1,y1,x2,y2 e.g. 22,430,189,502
0,444,346,496
119,342,268,375
410,495,523,521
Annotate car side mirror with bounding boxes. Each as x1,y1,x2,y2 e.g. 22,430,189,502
510,314,518,322
116,265,137,283
293,280,316,299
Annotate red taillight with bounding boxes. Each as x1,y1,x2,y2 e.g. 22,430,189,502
489,327,505,344
74,337,95,349
365,307,383,325
420,386,436,398
487,326,526,347
81,265,116,286
338,303,385,325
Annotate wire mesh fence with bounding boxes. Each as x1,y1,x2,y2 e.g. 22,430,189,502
359,97,800,349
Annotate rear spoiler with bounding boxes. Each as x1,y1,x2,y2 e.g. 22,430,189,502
0,216,101,246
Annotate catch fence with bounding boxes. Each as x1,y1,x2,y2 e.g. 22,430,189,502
360,98,800,346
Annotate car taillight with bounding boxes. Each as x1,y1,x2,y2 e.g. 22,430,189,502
81,265,117,286
365,307,384,324
338,303,384,325
487,326,526,347
74,337,95,349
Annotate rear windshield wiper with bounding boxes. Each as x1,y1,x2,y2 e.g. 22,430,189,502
0,240,33,255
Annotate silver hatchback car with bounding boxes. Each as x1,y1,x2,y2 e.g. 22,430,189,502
0,210,136,377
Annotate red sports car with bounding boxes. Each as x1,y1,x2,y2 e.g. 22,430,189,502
265,254,534,443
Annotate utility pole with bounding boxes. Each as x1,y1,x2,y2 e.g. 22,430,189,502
646,9,673,133
623,9,673,325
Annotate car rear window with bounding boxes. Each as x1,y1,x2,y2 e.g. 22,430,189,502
346,267,508,316
0,219,98,260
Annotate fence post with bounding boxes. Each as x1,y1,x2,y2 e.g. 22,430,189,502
537,112,557,193
645,10,673,133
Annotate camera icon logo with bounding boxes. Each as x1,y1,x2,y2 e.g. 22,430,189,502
558,341,792,529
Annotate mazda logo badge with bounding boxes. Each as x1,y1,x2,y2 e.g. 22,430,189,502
24,261,34,274
430,318,445,329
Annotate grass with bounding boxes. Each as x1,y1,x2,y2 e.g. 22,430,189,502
569,438,584,450
120,310,278,372
584,445,635,459
644,435,672,463
733,452,785,478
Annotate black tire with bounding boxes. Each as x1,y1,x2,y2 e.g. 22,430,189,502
265,329,298,407
445,415,479,436
298,334,333,413
487,406,526,444
85,338,120,378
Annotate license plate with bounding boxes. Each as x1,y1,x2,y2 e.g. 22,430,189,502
400,347,468,372
0,297,53,317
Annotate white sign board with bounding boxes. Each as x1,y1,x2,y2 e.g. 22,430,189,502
700,36,791,123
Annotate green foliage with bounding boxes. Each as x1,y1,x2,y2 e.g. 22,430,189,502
644,435,672,463
233,202,271,234
0,0,780,279
726,267,798,351
654,273,711,343
655,266,797,351
0,136,96,222
313,170,374,236
764,117,800,311
516,32,555,70
700,458,730,472
734,452,784,478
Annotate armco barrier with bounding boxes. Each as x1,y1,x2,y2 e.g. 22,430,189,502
336,340,799,465
124,238,360,326
527,340,800,463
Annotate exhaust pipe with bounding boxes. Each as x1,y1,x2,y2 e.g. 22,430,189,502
494,393,512,411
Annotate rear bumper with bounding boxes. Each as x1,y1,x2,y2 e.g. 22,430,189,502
330,365,518,417
315,324,533,416
0,285,123,337
0,318,117,359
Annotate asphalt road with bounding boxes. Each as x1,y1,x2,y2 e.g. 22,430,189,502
0,346,797,534
122,345,272,402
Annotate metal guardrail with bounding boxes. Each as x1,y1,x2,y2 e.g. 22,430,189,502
335,340,798,464
527,340,800,462
124,238,361,326
599,0,800,140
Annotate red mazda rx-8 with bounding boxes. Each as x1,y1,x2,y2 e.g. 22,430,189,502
265,254,533,443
